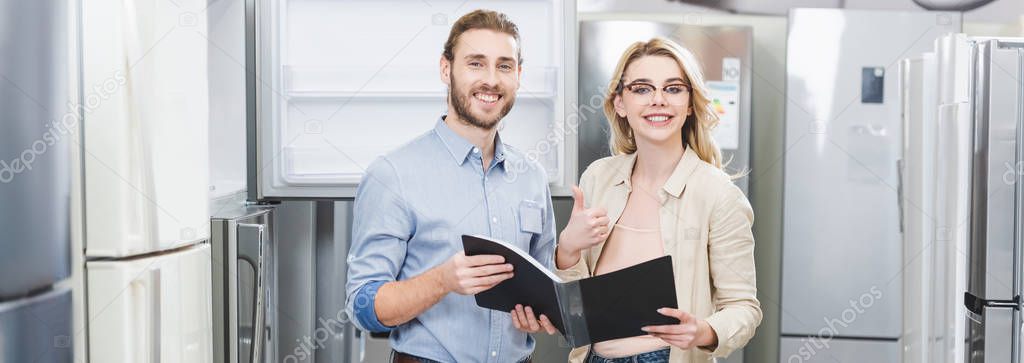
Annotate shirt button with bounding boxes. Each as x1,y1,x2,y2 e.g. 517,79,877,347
491,351,497,357
472,147,480,154
491,217,498,224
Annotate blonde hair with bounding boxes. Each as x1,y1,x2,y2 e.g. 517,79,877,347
603,37,725,169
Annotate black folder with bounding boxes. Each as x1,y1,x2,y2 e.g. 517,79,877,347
462,234,678,348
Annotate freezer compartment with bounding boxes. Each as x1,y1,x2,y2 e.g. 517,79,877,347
0,0,72,298
779,336,899,362
82,0,210,257
86,243,213,363
0,287,72,363
250,0,577,199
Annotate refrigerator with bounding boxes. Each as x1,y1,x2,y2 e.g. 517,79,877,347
0,0,74,362
898,33,973,363
780,9,960,362
79,0,214,361
953,36,1023,363
899,34,1024,363
241,0,579,361
576,19,753,362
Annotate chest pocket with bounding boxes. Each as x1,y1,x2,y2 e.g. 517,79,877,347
515,200,544,246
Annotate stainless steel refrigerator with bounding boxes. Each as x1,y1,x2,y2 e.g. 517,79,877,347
0,0,74,361
900,34,1024,363
780,9,960,362
957,37,1024,363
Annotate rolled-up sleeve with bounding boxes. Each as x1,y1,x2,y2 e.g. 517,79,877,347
700,184,762,357
345,157,415,333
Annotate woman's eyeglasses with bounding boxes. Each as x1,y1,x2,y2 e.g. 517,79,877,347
618,81,691,105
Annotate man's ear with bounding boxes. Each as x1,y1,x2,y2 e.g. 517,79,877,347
440,55,451,86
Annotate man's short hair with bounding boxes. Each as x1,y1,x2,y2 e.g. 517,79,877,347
442,9,522,65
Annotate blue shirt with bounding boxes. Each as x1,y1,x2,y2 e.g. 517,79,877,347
345,117,557,363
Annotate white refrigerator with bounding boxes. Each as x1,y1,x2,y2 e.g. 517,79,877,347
80,0,213,361
780,9,961,362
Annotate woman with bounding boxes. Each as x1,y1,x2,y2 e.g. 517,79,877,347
553,37,760,362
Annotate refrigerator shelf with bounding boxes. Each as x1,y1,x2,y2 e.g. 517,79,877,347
282,65,558,99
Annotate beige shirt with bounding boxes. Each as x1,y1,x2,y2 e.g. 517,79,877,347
555,148,762,362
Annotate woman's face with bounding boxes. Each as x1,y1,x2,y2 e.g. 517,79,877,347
613,55,692,148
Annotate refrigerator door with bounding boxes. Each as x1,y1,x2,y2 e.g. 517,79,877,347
211,205,276,363
0,0,72,298
82,0,210,258
86,243,213,363
963,38,1024,363
0,287,73,362
930,33,974,363
899,54,938,363
577,20,753,193
779,337,900,362
781,9,960,339
247,0,578,199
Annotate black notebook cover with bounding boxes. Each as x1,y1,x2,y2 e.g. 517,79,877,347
462,234,567,332
462,234,678,346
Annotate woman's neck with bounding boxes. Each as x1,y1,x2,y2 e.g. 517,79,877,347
632,137,685,192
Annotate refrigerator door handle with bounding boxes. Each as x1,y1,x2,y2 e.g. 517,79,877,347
238,223,266,363
897,158,906,234
152,269,161,363
964,292,1020,315
130,269,162,362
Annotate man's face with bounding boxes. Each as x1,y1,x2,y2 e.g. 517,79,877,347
442,29,521,130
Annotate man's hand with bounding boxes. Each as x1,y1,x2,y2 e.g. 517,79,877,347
510,304,557,335
439,251,513,295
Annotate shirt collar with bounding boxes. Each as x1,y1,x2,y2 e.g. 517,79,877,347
613,147,701,199
433,116,508,167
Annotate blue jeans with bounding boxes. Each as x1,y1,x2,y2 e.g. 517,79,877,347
586,348,670,363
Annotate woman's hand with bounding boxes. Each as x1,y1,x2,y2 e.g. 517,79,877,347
642,308,718,350
510,304,558,335
556,186,609,268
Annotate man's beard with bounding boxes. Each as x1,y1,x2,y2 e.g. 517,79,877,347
448,72,515,130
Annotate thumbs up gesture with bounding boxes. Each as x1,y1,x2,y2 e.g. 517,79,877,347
556,186,609,264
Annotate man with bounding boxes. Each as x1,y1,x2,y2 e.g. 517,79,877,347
345,9,557,363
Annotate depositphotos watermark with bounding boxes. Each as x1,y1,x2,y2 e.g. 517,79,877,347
283,307,354,363
1,71,127,184
503,85,607,183
786,286,883,363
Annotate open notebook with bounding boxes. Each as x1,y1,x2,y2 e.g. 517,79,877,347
462,234,678,348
